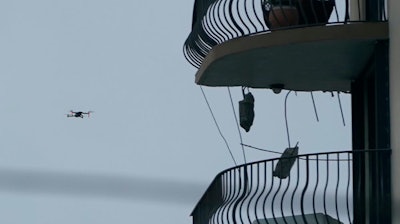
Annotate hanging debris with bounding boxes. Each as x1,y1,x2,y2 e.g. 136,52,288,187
239,90,255,132
273,145,299,179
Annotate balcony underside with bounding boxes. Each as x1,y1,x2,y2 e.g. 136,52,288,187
195,22,388,92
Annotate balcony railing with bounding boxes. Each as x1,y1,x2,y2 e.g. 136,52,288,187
191,149,391,224
184,0,388,68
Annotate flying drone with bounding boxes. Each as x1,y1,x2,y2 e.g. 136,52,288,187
66,110,93,118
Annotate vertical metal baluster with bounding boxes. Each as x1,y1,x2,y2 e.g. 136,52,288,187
332,0,339,21
203,2,220,43
231,168,241,224
238,166,249,224
223,170,235,224
309,0,319,23
320,0,329,24
252,163,261,224
213,0,231,42
356,0,361,20
300,155,309,223
236,0,250,34
223,0,240,37
227,169,238,224
271,169,283,223
263,160,275,223
346,152,352,224
345,0,350,22
323,154,329,223
252,0,267,31
248,164,259,223
312,155,320,223
255,162,267,224
217,177,224,224
215,173,226,224
243,0,258,33
228,0,245,35
209,2,225,43
221,0,237,39
291,157,300,224
281,159,292,224
237,167,244,224
245,165,255,223
184,44,202,67
335,153,341,223
234,166,247,224
202,6,221,44
297,0,308,25
210,177,217,224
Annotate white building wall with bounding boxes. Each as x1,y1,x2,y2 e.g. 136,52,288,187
389,0,400,223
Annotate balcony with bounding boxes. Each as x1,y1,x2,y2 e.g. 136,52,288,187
183,0,388,91
191,149,391,224
184,1,391,223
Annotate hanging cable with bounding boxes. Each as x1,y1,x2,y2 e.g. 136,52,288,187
228,87,247,164
284,90,292,148
337,91,346,126
241,143,282,155
310,92,320,122
199,86,238,166
241,143,351,161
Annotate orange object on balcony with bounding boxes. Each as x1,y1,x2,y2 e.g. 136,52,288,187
262,0,335,29
268,5,299,29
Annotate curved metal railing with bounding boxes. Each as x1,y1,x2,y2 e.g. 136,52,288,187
183,0,388,68
191,149,391,224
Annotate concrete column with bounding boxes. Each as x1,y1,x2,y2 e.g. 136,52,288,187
389,0,400,223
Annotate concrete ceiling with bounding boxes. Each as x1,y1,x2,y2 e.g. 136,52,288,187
195,22,388,92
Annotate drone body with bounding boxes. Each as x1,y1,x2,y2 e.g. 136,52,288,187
67,110,93,118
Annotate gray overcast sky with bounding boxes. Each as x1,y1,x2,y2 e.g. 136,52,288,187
0,1,351,223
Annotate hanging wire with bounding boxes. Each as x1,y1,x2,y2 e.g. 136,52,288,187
199,86,238,166
337,91,346,126
241,143,282,155
228,87,247,164
241,143,352,161
284,90,292,148
310,92,320,122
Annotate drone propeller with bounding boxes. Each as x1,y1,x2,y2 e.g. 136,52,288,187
87,111,94,117
65,110,74,117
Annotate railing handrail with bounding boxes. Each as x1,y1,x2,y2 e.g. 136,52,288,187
184,0,388,68
191,148,391,221
197,148,391,187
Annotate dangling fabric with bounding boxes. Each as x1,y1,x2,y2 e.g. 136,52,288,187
239,92,255,132
273,146,299,179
